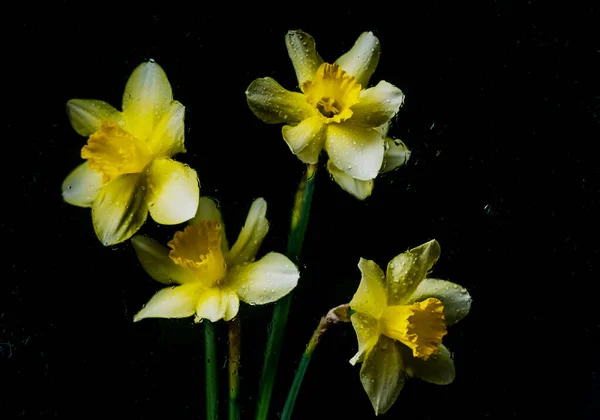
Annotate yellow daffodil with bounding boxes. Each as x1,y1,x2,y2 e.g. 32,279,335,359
246,30,410,200
131,197,300,323
349,240,471,415
62,61,199,246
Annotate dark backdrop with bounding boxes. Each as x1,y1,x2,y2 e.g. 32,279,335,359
2,1,599,419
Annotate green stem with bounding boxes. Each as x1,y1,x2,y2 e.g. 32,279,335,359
228,317,241,420
281,304,351,420
255,164,318,420
205,321,218,420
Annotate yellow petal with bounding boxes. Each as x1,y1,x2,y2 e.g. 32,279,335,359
195,287,240,322
386,239,441,305
62,161,103,207
335,32,380,87
351,81,405,127
134,282,204,322
122,61,173,141
146,158,199,225
349,312,380,365
131,235,194,285
285,30,323,89
350,258,387,319
190,197,229,255
147,100,186,157
326,159,374,200
66,99,123,137
359,336,405,415
227,198,269,267
246,77,315,124
402,344,455,385
91,173,148,246
381,298,447,360
282,116,327,164
380,138,411,173
229,252,299,305
410,278,472,325
325,122,385,181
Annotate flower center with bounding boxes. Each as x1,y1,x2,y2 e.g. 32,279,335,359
302,63,362,124
168,221,228,287
81,121,152,183
380,298,447,360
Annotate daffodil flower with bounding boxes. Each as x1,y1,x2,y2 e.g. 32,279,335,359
349,240,471,415
62,61,199,245
131,197,300,323
246,30,410,199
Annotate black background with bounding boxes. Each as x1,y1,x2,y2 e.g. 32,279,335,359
2,1,599,418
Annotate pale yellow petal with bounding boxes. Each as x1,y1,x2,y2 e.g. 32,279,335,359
62,161,103,207
326,159,374,200
66,99,123,137
349,312,380,365
246,77,316,124
131,235,194,285
190,197,228,254
229,252,299,305
91,173,148,246
360,336,405,415
410,279,472,325
350,258,387,319
351,81,405,127
325,122,385,181
402,344,455,385
122,61,173,141
227,198,269,266
335,32,380,87
195,287,240,322
285,30,323,89
381,138,411,173
386,240,441,305
147,158,199,225
147,100,186,157
282,116,327,164
134,282,204,322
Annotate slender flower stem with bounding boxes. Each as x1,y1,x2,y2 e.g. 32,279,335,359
281,304,351,420
228,317,241,420
256,164,318,420
205,321,218,420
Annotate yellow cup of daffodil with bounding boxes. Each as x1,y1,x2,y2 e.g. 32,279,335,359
349,240,471,414
131,197,300,323
246,30,411,200
62,61,199,246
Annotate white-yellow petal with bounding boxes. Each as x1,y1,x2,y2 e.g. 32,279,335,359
227,198,269,266
325,122,385,181
326,159,374,200
381,138,411,173
350,258,387,319
147,158,199,225
360,336,405,415
410,279,472,325
66,99,123,137
122,61,173,141
335,32,380,88
131,235,194,285
402,344,455,385
134,282,204,322
190,197,229,254
62,161,103,207
229,252,299,305
91,173,148,246
349,312,380,365
246,77,316,124
282,116,327,164
351,81,405,127
147,100,186,157
195,287,240,322
285,30,323,89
